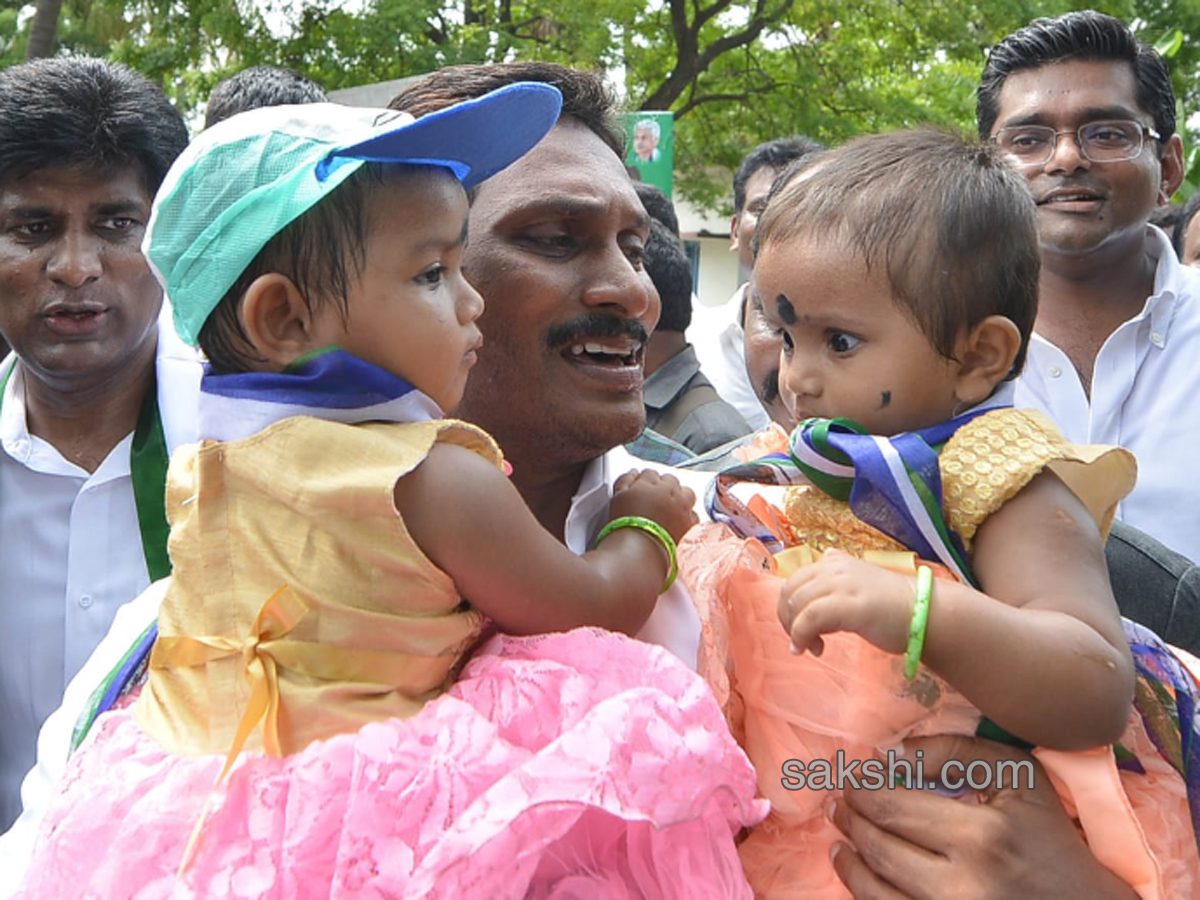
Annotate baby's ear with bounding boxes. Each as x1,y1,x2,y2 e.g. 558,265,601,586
239,273,317,369
953,315,1021,407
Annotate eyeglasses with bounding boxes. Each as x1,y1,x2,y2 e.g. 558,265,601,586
991,120,1162,166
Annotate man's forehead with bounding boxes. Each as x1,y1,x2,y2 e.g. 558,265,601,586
995,59,1144,122
472,124,643,219
0,163,152,208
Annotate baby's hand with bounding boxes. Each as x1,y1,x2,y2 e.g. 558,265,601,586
776,550,915,657
609,470,699,542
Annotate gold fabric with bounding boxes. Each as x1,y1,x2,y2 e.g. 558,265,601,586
135,416,503,757
784,408,1136,558
940,408,1135,549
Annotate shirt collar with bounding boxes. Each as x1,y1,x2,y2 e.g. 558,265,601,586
1141,224,1187,346
0,356,28,459
0,362,135,480
563,452,611,554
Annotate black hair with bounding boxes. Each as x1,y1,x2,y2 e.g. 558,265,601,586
732,135,825,214
977,11,1175,143
204,66,328,129
199,164,384,373
0,56,188,197
643,220,693,333
634,182,680,236
390,62,625,160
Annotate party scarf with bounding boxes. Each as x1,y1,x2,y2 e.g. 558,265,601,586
71,347,439,750
1123,619,1200,845
708,385,1015,586
198,345,440,441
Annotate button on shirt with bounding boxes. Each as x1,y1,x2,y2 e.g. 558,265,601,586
1015,226,1200,563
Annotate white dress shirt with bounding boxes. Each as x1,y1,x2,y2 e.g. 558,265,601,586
0,305,200,837
0,441,707,892
1015,226,1200,562
686,284,770,431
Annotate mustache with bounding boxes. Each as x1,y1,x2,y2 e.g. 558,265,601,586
545,314,649,352
760,370,780,405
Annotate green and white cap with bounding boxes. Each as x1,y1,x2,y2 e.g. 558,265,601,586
146,82,562,346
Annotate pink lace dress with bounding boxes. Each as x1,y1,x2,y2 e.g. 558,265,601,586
20,417,766,898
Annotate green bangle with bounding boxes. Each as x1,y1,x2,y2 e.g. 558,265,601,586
595,515,679,594
904,565,933,681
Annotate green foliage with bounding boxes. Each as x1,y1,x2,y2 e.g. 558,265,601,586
4,0,1200,213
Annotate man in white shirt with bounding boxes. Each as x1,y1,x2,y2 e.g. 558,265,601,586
979,11,1200,563
688,136,824,429
0,56,195,832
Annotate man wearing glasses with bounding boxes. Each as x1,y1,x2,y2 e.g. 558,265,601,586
977,11,1199,566
825,14,1199,900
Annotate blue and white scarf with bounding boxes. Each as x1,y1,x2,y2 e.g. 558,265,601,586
198,346,441,442
709,383,1016,585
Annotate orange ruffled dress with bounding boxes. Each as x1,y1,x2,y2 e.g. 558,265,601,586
683,409,1200,900
21,417,766,899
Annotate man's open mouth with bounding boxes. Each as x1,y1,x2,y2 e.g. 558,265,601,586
564,339,642,367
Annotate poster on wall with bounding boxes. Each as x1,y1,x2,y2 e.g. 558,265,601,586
621,111,673,196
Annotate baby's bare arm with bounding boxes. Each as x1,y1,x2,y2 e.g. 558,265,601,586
922,471,1133,748
394,443,696,636
779,471,1133,750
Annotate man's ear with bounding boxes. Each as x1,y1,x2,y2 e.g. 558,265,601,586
953,315,1022,407
730,213,742,253
239,273,319,370
1159,134,1185,205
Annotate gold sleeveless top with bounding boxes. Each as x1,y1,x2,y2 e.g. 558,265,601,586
783,408,1136,558
135,416,503,757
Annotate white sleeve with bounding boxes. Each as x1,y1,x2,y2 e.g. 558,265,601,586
635,579,701,670
0,579,168,896
608,449,711,671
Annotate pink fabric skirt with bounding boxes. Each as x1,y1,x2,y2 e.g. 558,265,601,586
21,628,767,899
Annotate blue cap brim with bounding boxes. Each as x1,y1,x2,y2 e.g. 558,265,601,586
328,82,563,190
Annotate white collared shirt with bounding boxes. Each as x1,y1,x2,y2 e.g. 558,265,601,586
687,284,771,431
0,305,201,834
0,440,706,892
1015,225,1200,562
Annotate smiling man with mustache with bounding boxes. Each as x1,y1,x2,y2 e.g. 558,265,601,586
976,11,1200,566
391,63,704,663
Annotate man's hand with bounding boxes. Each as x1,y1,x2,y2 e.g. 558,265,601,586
829,735,1138,900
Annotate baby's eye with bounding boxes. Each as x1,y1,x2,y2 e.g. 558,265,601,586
827,331,860,353
415,264,445,287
